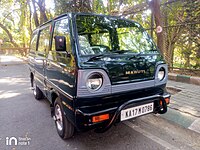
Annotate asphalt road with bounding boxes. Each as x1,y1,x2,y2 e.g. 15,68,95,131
0,63,200,150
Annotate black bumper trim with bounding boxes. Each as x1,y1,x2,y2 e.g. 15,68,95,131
76,93,170,132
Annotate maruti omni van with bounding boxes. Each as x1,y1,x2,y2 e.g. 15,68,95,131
29,13,170,139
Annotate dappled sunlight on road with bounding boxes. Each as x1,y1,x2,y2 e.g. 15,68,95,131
0,76,30,100
0,91,21,99
0,77,29,85
0,55,23,63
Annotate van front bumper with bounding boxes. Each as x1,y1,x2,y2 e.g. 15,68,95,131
74,93,170,132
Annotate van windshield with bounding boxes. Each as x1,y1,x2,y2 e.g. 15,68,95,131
75,14,157,56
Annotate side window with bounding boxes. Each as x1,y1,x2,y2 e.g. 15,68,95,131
38,25,50,53
52,18,71,52
30,32,38,52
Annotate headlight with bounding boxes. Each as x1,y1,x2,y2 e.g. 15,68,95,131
86,73,103,91
158,67,165,81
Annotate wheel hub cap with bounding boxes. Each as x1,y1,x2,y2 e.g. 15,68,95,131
55,104,63,131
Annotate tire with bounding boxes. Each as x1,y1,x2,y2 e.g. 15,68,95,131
32,78,43,100
54,97,74,139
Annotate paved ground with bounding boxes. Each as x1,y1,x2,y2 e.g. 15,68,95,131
167,80,200,117
0,56,200,150
164,80,200,134
0,55,25,65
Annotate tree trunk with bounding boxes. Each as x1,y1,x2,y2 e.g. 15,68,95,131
107,0,111,14
170,44,175,69
28,0,33,35
149,0,165,56
37,0,48,24
32,0,40,27
196,49,200,68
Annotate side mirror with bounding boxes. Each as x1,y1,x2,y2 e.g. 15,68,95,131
54,36,66,51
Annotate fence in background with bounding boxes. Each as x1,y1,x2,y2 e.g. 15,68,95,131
0,47,29,56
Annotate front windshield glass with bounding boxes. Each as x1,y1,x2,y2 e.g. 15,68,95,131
75,14,157,55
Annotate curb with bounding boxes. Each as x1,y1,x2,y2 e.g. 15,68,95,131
168,73,200,86
160,107,200,134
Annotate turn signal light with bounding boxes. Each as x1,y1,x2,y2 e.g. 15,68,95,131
92,114,109,123
165,98,170,104
160,98,170,106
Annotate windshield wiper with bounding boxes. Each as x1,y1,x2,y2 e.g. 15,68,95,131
112,50,131,54
128,52,143,60
87,54,104,62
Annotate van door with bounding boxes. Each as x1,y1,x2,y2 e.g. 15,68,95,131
45,17,76,102
35,24,51,93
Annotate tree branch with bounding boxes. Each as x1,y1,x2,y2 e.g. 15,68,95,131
0,22,19,47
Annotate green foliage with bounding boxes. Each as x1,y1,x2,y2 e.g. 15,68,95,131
172,0,200,69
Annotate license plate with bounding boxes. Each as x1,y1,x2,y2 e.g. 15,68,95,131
121,103,154,121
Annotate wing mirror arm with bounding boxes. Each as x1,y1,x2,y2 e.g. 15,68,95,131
66,52,71,57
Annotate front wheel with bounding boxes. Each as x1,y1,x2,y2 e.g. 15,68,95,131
54,97,74,139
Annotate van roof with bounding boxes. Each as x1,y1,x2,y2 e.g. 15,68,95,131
32,12,136,33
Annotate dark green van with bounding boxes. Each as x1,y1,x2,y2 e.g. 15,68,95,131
29,13,170,139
